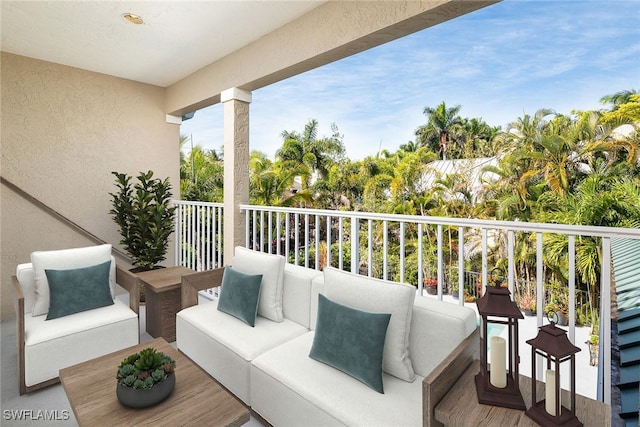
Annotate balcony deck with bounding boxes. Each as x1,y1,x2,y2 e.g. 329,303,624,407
425,292,599,400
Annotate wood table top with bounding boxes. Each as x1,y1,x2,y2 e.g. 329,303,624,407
59,338,249,427
136,266,194,292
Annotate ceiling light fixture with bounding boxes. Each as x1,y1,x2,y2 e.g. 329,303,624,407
122,13,144,25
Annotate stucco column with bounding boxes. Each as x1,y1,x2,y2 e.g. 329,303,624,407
222,88,251,263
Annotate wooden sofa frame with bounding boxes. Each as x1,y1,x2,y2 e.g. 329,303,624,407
423,327,480,426
12,264,140,395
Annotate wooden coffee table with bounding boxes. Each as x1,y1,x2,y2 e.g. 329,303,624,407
59,338,250,427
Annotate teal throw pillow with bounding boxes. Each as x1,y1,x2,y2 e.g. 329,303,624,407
309,294,391,393
217,266,263,327
45,260,114,320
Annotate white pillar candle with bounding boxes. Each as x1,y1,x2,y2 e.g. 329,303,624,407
545,369,557,415
489,336,507,388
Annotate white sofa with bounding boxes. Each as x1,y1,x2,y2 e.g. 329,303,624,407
177,248,478,426
12,245,140,394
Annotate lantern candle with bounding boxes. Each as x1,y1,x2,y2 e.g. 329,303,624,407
490,336,507,388
545,369,557,415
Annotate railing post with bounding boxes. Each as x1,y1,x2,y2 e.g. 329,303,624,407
599,237,611,404
351,218,359,274
417,223,423,296
568,235,576,343
400,222,406,283
437,224,443,300
458,226,465,305
367,219,373,277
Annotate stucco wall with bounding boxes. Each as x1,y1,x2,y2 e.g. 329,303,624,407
0,52,180,319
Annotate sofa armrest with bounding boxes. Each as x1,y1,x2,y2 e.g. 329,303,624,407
12,275,27,395
181,268,225,309
422,327,479,427
116,265,140,315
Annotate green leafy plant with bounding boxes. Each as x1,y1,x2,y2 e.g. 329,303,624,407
517,292,536,312
109,170,176,270
116,347,176,390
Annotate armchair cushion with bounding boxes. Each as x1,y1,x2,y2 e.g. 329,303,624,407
45,260,114,320
217,266,262,327
31,244,113,316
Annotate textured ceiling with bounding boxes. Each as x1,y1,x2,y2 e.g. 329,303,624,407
0,1,323,87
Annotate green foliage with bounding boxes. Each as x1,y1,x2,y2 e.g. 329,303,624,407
135,348,164,371
180,145,224,202
109,170,176,270
116,347,176,389
179,89,639,313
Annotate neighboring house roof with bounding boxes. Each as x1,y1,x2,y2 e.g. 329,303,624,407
611,237,640,426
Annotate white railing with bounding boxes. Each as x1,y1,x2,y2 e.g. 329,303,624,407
174,200,224,271
173,199,640,404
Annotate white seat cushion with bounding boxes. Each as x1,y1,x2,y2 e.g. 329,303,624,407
24,298,138,387
177,299,307,361
251,332,423,427
176,299,307,404
24,298,136,346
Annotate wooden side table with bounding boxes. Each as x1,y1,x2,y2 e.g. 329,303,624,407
137,266,194,342
434,360,611,427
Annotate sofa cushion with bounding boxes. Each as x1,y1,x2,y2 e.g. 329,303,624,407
322,267,416,382
310,294,390,393
233,246,285,322
217,266,262,327
410,295,477,377
45,260,114,320
251,332,423,427
31,244,113,316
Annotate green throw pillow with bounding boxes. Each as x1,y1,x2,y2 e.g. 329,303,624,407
309,294,391,393
217,266,263,327
45,260,114,320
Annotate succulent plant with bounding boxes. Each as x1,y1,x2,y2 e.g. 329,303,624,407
116,347,176,389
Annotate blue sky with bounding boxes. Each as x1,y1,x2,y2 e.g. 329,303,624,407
180,0,640,161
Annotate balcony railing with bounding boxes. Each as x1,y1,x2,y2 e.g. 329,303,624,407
174,200,224,272
173,199,640,405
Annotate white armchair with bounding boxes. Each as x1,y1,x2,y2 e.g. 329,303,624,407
12,244,140,395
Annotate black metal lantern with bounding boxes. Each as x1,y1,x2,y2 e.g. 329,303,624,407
526,320,582,427
475,283,526,410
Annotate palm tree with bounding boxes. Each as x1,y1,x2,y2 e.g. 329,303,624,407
599,89,639,110
180,145,224,202
276,120,346,189
249,151,312,207
415,101,463,160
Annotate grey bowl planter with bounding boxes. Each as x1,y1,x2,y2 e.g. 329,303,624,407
116,374,175,409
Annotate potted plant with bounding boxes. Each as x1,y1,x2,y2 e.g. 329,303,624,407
463,291,476,303
110,171,177,301
116,347,176,408
110,170,176,271
424,278,438,295
585,333,599,366
517,292,536,316
545,281,569,326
